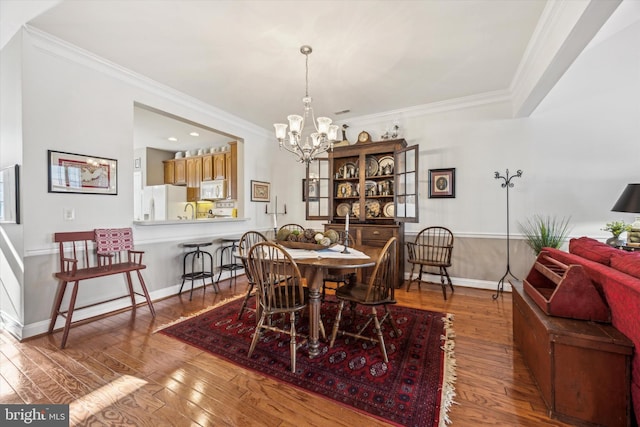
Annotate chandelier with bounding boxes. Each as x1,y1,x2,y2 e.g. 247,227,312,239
274,45,339,165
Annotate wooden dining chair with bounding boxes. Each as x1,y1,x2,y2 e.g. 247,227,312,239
329,237,400,363
406,226,454,299
237,230,268,320
322,229,356,302
246,241,320,373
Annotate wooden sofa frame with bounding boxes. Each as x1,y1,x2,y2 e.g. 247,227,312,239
49,229,156,348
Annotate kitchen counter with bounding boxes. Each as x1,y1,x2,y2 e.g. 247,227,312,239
133,217,249,226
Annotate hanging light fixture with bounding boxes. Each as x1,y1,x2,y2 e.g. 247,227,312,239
274,45,339,165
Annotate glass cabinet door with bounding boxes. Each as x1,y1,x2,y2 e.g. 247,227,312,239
394,145,419,223
305,157,330,220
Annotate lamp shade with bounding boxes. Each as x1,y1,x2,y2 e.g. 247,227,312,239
611,184,640,213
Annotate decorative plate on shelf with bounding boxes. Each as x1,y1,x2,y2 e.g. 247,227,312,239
378,156,394,175
365,156,379,177
336,202,350,217
383,202,394,217
336,182,353,198
365,200,381,218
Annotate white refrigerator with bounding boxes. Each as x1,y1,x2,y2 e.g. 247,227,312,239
142,184,186,221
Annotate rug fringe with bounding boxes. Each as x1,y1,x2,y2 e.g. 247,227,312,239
439,313,457,427
153,294,245,333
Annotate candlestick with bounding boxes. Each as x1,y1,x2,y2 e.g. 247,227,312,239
345,211,349,232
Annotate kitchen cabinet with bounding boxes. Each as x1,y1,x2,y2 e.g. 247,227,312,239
202,155,213,181
313,138,418,288
163,160,175,184
162,141,238,200
225,142,237,200
213,154,226,179
174,158,186,185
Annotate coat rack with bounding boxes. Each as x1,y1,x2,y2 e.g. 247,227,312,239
265,195,287,236
493,169,523,300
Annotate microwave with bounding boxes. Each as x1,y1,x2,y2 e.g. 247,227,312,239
200,180,226,200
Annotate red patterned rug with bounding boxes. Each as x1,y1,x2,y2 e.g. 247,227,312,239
159,297,456,427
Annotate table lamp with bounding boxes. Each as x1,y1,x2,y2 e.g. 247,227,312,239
612,183,640,246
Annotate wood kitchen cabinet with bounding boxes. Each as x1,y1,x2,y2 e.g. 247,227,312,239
310,138,419,288
202,155,213,181
213,154,226,179
163,160,175,184
162,141,238,200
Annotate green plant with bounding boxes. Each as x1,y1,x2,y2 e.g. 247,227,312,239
602,220,631,237
518,214,572,255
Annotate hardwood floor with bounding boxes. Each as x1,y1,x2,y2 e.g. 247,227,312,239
0,277,574,426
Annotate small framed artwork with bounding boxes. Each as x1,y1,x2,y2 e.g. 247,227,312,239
0,164,20,224
48,150,118,195
302,179,320,202
251,180,270,202
429,168,455,198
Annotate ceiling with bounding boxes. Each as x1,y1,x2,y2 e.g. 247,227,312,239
4,1,630,149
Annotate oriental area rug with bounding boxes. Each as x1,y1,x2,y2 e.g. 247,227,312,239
159,297,456,427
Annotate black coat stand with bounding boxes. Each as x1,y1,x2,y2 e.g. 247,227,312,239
492,169,523,299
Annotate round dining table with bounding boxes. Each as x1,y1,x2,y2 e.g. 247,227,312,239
294,254,377,357
236,244,378,358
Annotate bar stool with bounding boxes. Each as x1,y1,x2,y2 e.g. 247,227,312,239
179,241,218,300
215,236,244,288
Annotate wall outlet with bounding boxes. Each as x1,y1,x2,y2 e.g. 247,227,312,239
63,208,75,221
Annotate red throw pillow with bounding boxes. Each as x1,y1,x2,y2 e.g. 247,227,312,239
569,237,617,265
610,251,640,279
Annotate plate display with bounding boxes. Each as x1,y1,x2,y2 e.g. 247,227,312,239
365,200,381,218
336,202,350,217
383,202,394,217
339,162,357,179
365,156,379,177
336,182,353,198
378,156,394,176
352,202,360,217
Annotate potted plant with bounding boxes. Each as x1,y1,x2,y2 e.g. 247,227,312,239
602,220,631,247
518,214,572,255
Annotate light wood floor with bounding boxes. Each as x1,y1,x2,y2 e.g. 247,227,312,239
0,277,573,426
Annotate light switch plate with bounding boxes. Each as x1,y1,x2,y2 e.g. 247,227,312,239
63,208,75,221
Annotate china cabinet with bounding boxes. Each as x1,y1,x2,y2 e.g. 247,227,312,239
307,138,419,288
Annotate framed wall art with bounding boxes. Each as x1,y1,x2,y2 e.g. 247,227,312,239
48,150,118,195
429,168,455,198
0,164,20,224
251,180,270,202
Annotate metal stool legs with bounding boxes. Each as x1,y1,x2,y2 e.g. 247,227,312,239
179,243,218,300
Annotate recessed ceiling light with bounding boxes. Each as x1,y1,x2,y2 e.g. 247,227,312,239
190,132,200,137
168,137,178,142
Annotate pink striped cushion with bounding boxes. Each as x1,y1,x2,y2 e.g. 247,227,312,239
95,228,134,254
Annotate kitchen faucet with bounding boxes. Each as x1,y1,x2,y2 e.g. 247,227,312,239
184,203,195,220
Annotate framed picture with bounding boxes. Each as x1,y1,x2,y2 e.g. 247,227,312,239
302,178,320,202
251,180,270,202
0,164,20,224
429,168,455,198
48,150,118,195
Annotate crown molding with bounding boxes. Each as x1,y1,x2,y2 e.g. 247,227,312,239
23,25,270,140
338,89,512,127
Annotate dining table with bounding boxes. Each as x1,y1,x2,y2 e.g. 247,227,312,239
237,243,378,358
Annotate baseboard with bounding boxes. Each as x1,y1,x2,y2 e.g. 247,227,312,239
404,272,512,292
6,270,242,341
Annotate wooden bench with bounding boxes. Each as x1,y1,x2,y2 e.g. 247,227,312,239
49,228,156,348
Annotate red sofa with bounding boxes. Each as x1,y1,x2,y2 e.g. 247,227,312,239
543,237,640,425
